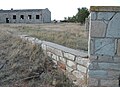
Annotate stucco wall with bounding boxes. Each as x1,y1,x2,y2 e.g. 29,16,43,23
0,8,51,23
88,6,120,87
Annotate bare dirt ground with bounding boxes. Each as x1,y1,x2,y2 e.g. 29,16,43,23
0,30,78,87
0,23,88,51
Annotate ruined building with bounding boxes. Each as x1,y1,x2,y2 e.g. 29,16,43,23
0,8,51,23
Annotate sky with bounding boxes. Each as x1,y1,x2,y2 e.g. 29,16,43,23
0,0,120,20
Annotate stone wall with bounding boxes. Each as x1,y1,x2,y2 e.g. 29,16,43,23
17,6,120,87
88,6,120,87
20,35,89,87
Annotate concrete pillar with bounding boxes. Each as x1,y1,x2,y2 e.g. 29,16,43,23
88,6,120,87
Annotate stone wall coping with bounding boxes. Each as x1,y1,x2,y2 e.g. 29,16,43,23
20,35,88,58
90,6,120,12
42,41,88,58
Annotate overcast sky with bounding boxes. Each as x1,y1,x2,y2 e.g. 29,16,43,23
0,0,120,20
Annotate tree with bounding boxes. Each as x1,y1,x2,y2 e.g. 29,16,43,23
76,7,89,24
62,7,89,23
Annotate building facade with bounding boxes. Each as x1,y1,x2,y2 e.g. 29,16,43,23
0,8,51,23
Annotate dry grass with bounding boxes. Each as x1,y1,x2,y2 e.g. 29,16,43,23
0,30,78,87
0,23,88,51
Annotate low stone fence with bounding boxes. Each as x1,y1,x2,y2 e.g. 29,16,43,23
20,35,89,87
19,6,120,87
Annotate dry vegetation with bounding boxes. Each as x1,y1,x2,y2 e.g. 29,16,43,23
0,23,88,51
0,30,78,87
0,23,87,87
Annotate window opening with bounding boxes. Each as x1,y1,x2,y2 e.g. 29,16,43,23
20,15,24,19
13,15,16,19
36,15,39,19
28,15,32,19
6,18,9,23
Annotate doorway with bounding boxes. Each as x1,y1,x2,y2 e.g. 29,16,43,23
6,18,9,23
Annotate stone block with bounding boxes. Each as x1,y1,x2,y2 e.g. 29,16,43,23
97,12,115,20
89,62,99,70
58,61,66,70
46,46,55,52
67,60,76,69
117,39,120,56
72,70,84,79
98,63,109,70
26,37,30,41
34,39,42,44
28,37,35,42
106,13,120,38
88,70,108,79
98,62,120,71
98,55,113,62
94,38,115,56
114,56,120,62
90,21,107,37
88,78,98,86
91,12,97,20
64,52,75,61
59,57,66,64
66,65,73,73
51,54,57,60
54,48,63,57
30,37,38,44
101,80,118,86
47,51,52,57
23,37,28,40
107,70,120,79
56,56,59,61
77,64,87,73
41,44,47,50
43,50,47,54
52,60,57,65
89,38,95,55
89,55,97,61
75,57,89,67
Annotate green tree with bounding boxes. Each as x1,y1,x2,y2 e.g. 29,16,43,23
76,7,89,24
